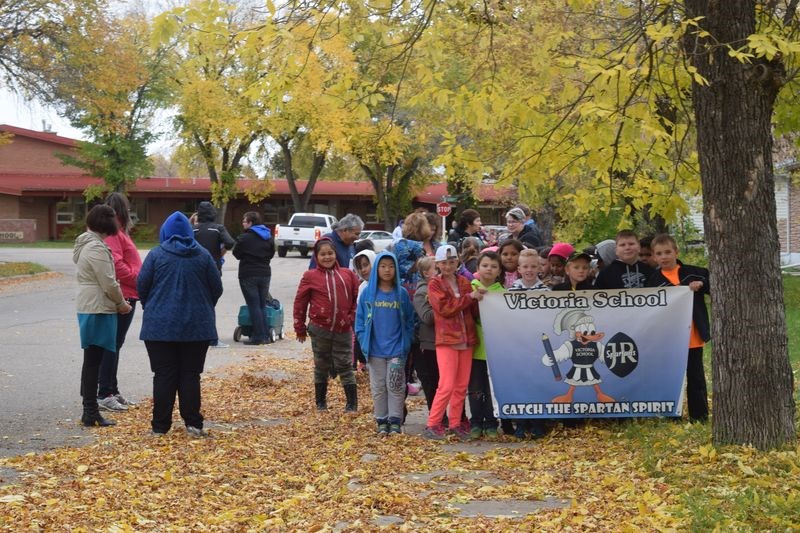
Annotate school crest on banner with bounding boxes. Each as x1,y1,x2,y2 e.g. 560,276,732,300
479,287,693,419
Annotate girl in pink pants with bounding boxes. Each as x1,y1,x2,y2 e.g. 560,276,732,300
422,244,485,440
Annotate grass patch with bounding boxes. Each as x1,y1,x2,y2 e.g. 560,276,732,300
785,274,800,366
0,262,49,277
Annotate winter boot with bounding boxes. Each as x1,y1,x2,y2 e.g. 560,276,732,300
315,382,328,411
344,383,358,413
81,397,116,427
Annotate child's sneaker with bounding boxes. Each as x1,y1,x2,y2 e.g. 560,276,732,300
449,421,472,441
376,422,390,436
406,382,421,396
484,427,499,439
422,425,446,440
389,423,402,435
514,424,527,440
469,426,483,439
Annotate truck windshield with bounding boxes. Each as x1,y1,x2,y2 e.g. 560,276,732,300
290,216,328,228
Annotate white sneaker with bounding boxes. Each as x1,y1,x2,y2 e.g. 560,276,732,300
115,394,136,407
186,426,209,438
211,341,229,348
98,395,128,412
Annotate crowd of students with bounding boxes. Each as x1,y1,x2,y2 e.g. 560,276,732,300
294,207,711,441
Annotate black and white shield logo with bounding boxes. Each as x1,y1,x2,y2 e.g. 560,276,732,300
603,332,639,378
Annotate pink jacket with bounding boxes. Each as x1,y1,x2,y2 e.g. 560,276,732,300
104,231,142,299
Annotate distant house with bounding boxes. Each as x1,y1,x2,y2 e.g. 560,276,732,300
0,124,515,241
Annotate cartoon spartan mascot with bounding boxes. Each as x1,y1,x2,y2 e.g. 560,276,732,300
541,308,615,404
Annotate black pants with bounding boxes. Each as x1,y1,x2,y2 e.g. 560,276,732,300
412,344,439,412
468,359,497,429
98,300,137,398
686,347,709,421
145,340,209,433
80,345,104,407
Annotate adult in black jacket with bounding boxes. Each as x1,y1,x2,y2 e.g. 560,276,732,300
505,207,543,249
193,201,235,272
447,209,483,248
232,211,276,345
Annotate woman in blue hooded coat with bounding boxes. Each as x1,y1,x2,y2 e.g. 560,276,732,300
137,211,223,436
355,252,415,435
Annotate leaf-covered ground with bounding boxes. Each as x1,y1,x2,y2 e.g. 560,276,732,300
0,347,798,531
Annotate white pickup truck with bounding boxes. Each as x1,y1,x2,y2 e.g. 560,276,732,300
274,213,338,257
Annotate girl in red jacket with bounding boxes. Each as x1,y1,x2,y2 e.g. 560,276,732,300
294,238,360,412
422,245,486,440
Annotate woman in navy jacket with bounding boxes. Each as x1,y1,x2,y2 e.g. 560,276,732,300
137,211,223,436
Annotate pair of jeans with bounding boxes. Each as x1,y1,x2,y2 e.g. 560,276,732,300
686,347,709,421
239,276,270,343
145,340,209,434
412,344,439,412
98,300,137,398
80,345,104,408
468,359,497,429
368,357,406,422
427,346,472,429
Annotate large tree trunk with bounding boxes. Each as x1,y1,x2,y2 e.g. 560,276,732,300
684,0,795,449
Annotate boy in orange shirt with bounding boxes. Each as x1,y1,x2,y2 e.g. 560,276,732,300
646,234,710,422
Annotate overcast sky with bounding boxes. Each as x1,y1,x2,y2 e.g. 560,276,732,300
0,88,85,140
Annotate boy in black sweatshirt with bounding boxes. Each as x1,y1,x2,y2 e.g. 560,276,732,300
594,229,654,289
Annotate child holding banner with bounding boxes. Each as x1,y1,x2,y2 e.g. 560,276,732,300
508,249,550,438
422,245,485,440
468,251,506,439
646,234,710,422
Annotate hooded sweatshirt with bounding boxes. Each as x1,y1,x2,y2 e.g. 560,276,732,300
193,201,235,270
73,230,126,314
293,238,360,337
355,252,415,360
232,223,275,279
594,259,654,289
137,211,223,341
353,249,377,301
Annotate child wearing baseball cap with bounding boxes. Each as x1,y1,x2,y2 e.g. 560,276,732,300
553,251,594,291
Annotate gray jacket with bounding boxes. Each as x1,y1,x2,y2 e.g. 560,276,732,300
73,231,126,314
413,278,436,350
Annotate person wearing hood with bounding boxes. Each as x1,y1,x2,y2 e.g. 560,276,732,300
193,201,235,272
137,211,223,437
232,211,276,345
594,230,654,289
193,201,235,348
294,238,360,412
74,205,132,427
505,207,543,249
355,252,415,435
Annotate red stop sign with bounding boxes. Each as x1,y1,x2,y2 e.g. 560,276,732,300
436,202,452,217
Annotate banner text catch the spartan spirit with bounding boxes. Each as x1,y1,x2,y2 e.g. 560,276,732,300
501,401,677,416
503,289,668,310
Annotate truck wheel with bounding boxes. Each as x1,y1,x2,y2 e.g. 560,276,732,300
299,248,309,258
278,246,288,258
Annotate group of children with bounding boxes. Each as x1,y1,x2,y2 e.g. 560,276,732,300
293,227,711,441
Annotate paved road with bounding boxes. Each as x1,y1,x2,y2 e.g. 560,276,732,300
0,247,307,457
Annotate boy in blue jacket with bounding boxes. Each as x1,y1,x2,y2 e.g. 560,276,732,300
355,252,415,435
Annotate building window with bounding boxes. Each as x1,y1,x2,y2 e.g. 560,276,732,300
56,198,86,224
129,199,147,224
